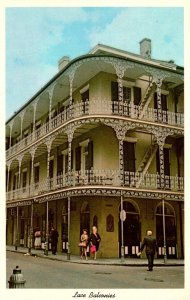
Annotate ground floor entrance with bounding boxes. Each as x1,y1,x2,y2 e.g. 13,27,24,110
6,196,184,259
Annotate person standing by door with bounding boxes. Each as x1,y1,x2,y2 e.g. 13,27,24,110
89,226,101,260
137,230,158,271
50,227,59,255
79,229,89,260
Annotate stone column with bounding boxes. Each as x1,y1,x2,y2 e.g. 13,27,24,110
9,122,13,148
6,163,11,192
48,86,54,128
45,138,53,190
18,155,23,190
19,111,25,140
113,61,125,115
29,147,36,196
32,100,38,140
154,77,163,123
65,124,75,260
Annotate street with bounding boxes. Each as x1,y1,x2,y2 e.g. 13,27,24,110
6,251,184,289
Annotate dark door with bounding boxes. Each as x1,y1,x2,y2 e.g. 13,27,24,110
123,141,136,185
119,202,140,257
156,206,177,258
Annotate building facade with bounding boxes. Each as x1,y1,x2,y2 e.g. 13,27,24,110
6,39,184,259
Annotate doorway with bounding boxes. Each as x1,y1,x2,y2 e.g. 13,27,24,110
156,203,177,258
119,201,140,257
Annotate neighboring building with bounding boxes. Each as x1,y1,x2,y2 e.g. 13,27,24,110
6,39,184,259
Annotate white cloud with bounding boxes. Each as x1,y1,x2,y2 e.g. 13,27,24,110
87,8,183,65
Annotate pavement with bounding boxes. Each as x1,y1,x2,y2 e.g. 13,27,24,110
6,245,184,266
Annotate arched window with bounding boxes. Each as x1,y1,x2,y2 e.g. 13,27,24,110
156,202,176,257
80,202,90,235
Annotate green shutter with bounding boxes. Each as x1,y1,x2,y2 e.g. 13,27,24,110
75,146,81,171
133,87,141,105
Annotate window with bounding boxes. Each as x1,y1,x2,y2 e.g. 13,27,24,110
133,87,141,105
34,165,39,186
81,90,89,114
49,160,54,178
77,140,93,171
13,173,19,190
57,154,63,176
123,86,131,103
123,141,136,172
22,171,27,189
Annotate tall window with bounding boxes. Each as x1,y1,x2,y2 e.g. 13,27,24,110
123,141,136,172
76,140,93,171
81,89,89,114
22,171,27,190
133,87,141,105
49,160,54,179
13,173,19,190
34,165,39,187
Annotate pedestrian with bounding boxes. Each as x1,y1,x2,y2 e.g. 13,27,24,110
137,229,158,271
78,229,89,260
89,226,101,260
50,227,59,255
34,227,41,250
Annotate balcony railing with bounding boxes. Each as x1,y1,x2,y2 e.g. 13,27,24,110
6,99,184,159
6,170,184,202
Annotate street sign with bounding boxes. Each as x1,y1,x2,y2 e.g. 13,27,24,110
120,209,126,221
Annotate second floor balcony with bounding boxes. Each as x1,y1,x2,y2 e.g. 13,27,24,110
6,99,184,159
6,170,184,202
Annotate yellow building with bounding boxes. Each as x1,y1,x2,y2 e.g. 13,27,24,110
6,39,184,259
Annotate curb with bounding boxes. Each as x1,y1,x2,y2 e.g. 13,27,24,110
6,249,184,267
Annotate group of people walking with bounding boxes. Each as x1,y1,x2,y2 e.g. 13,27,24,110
34,225,158,271
79,226,101,260
34,226,59,255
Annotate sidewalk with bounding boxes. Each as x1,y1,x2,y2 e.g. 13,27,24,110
6,245,184,266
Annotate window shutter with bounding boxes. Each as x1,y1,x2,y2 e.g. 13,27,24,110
49,160,54,178
111,81,118,101
57,154,63,175
123,141,136,172
81,90,89,102
133,87,141,105
75,146,81,171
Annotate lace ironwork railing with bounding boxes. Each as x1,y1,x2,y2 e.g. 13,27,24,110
6,170,184,202
6,99,184,159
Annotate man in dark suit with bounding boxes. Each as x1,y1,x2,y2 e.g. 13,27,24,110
50,227,59,255
137,230,158,271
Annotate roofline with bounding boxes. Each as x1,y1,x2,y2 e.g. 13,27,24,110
89,43,184,69
6,51,184,124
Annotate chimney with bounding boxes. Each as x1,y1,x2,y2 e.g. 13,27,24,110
58,56,70,71
140,38,151,58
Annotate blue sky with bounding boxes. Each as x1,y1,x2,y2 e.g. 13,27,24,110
6,7,184,120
